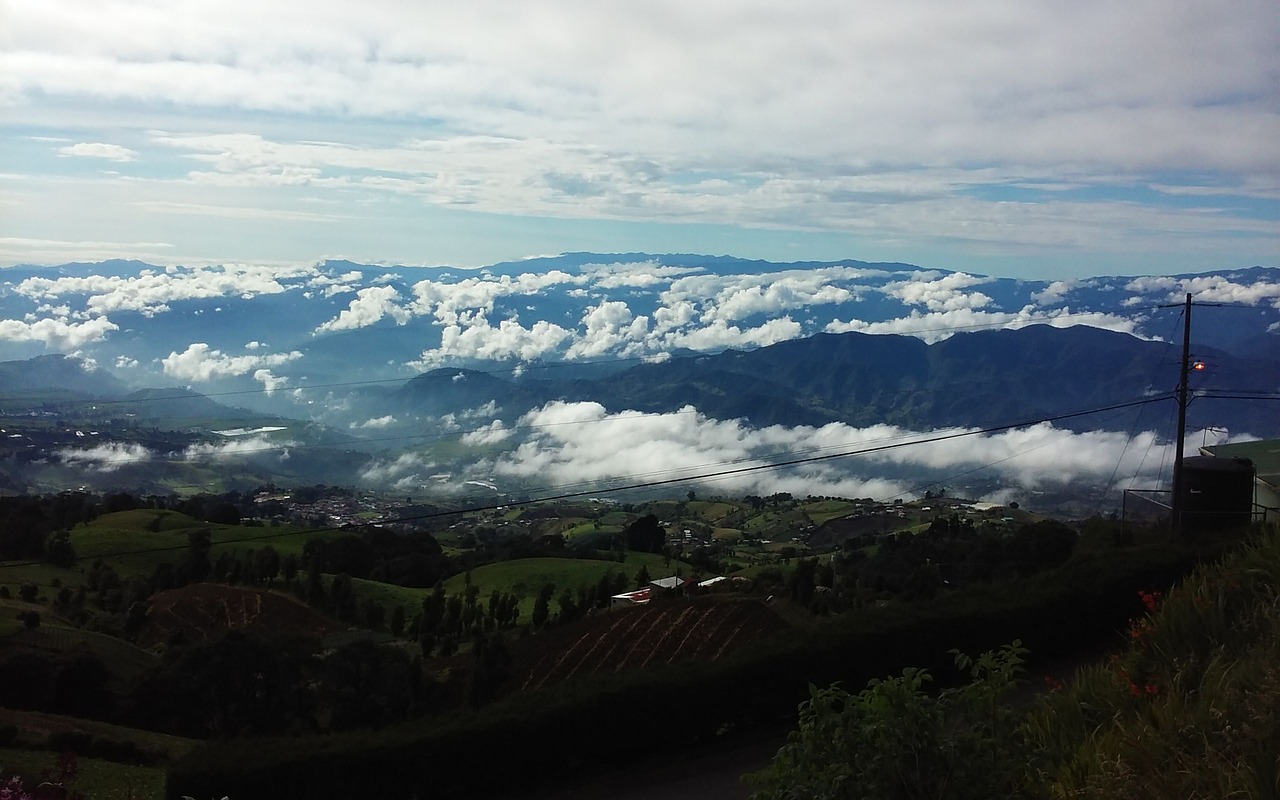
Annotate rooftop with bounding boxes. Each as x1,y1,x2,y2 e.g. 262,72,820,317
1202,439,1280,488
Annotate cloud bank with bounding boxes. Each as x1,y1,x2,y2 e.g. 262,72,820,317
478,401,1181,499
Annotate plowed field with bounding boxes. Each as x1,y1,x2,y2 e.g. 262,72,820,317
138,583,340,647
512,598,789,693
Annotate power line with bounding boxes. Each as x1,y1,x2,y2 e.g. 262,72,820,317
0,393,1173,570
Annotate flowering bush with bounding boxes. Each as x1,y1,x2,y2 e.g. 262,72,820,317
0,775,33,800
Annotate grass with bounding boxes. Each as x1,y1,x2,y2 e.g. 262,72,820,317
711,526,743,541
441,553,680,619
1022,524,1280,798
0,562,81,595
800,499,861,525
69,511,345,579
0,748,166,799
689,501,739,522
7,623,157,679
343,576,430,619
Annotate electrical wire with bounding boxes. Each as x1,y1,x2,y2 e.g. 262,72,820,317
0,393,1172,570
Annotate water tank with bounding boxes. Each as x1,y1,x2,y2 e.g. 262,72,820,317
1180,456,1255,531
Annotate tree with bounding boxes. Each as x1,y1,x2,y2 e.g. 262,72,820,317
18,583,37,602
20,610,39,630
466,634,511,709
390,604,406,638
531,583,555,630
556,588,579,625
625,514,666,554
45,530,76,569
635,564,651,589
254,545,281,587
185,530,212,583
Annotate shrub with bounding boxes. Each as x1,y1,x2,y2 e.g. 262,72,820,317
747,641,1030,800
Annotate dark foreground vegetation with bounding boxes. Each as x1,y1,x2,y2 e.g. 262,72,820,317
164,529,1254,798
750,523,1280,798
0,486,1272,799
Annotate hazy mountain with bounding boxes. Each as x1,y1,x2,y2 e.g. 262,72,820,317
0,354,130,397
382,325,1280,438
1,255,1277,498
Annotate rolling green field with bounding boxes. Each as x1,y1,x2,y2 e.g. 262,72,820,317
441,552,683,619
5,623,158,680
343,576,431,619
800,499,860,525
67,510,346,579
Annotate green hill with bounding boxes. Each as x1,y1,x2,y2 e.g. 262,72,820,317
442,553,683,619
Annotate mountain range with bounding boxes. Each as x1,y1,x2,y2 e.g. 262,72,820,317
1,254,1277,505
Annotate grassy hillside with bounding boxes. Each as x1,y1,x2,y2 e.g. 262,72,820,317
68,509,344,578
1023,524,1280,796
441,553,681,619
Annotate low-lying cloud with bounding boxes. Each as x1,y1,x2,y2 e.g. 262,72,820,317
0,316,119,350
478,401,1184,500
55,442,152,472
162,342,302,381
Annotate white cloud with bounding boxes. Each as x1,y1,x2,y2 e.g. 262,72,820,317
359,452,434,484
438,401,499,431
114,355,138,369
0,316,119,350
57,142,139,162
352,415,397,429
1030,280,1077,306
579,260,703,288
488,401,1182,497
253,368,289,394
460,420,512,446
884,272,992,312
409,270,586,325
183,435,291,460
661,316,804,351
56,442,152,472
412,315,574,367
1123,273,1280,309
2,2,1277,271
565,301,650,359
315,285,412,333
1171,275,1280,308
161,342,302,381
825,306,1142,343
659,267,872,324
16,264,316,316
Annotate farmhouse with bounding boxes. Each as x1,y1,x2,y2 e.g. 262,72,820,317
609,588,651,607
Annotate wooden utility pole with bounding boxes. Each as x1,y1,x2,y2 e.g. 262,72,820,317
1170,292,1193,539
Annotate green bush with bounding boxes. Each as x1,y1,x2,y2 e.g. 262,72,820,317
747,642,1031,800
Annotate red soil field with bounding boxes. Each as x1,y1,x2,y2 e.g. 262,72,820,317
511,597,791,693
138,583,341,648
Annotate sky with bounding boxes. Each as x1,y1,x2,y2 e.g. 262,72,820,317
1,0,1278,279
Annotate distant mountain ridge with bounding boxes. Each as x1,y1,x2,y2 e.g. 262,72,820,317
1,254,1276,443
389,325,1280,437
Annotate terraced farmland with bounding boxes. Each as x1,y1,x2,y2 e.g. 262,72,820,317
512,597,789,692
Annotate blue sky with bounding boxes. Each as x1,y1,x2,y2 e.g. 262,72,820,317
1,0,1277,279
